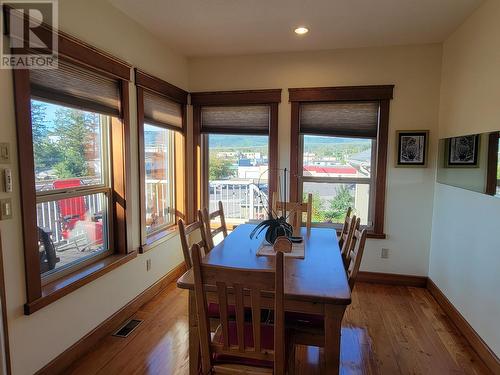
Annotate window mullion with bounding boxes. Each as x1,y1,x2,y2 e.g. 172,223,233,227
35,186,111,203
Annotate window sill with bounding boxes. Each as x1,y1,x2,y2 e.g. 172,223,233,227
336,229,386,240
140,225,178,253
24,251,137,315
367,231,387,239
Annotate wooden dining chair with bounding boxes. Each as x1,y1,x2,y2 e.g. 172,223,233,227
287,227,368,354
179,212,238,324
191,243,287,375
345,227,368,290
340,216,360,270
178,211,210,270
337,207,353,248
202,201,229,250
272,192,313,235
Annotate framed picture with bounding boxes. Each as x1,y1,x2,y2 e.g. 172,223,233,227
395,130,429,167
446,134,480,167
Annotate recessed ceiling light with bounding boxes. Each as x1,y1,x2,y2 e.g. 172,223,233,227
294,27,309,35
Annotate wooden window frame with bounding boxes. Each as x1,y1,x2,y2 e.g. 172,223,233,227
485,131,500,196
191,89,281,223
135,69,188,252
12,28,135,315
289,85,394,239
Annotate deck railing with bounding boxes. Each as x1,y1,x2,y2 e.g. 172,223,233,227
209,180,268,222
35,179,268,245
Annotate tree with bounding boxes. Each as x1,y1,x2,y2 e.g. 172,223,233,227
31,101,62,171
324,185,354,223
209,156,234,180
306,192,326,222
53,108,98,178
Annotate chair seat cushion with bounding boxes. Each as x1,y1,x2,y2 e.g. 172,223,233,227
208,303,237,318
286,311,324,328
213,321,275,368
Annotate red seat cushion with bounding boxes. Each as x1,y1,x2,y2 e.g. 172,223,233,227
213,321,275,368
286,312,324,327
208,303,237,318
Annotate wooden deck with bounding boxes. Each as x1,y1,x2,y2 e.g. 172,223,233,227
67,282,491,375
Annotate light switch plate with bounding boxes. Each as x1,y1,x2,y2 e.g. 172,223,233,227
0,198,12,220
381,248,389,259
0,143,10,164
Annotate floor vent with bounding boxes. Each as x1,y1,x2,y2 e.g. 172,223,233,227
113,319,143,338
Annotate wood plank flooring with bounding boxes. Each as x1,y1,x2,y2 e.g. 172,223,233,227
67,283,491,375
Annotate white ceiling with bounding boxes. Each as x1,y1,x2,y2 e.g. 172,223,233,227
108,0,483,57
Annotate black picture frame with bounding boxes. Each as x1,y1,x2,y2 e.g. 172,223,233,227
395,130,429,167
446,134,480,167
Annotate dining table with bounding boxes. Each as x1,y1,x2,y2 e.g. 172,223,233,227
176,223,352,374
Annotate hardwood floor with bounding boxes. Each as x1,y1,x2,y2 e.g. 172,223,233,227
67,283,490,375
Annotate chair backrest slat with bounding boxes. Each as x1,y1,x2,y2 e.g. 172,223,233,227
250,288,262,353
341,216,360,269
234,283,245,352
202,201,228,250
346,228,368,290
191,243,285,374
272,192,313,235
178,210,209,269
338,207,353,248
216,281,230,350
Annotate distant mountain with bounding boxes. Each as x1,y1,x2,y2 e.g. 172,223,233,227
209,134,268,148
208,134,370,149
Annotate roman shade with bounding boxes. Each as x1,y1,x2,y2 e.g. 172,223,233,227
200,105,270,134
300,102,380,138
30,59,121,116
143,90,183,130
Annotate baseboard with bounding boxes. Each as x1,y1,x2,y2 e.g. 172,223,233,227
35,262,187,375
427,278,500,375
357,271,428,287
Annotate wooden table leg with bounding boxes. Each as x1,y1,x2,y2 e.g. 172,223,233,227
324,304,345,375
188,290,200,375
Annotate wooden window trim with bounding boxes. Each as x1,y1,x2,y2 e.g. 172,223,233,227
135,69,188,105
12,30,133,314
135,70,188,251
191,89,281,222
24,251,137,315
289,85,394,238
485,132,499,196
191,89,281,106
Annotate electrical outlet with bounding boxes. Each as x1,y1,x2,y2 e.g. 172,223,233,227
146,258,151,271
381,248,389,259
0,143,10,164
0,199,12,220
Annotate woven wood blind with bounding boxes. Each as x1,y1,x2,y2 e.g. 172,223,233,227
200,105,270,134
30,59,121,116
143,90,183,130
300,102,379,138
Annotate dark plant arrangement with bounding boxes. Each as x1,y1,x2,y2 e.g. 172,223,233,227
250,216,293,245
250,168,298,244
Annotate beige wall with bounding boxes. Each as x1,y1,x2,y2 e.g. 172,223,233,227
2,0,497,371
189,44,443,276
0,0,188,373
438,0,500,138
430,0,500,357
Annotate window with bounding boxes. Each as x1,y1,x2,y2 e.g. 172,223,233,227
32,100,112,282
207,133,269,225
301,135,374,226
144,124,175,235
13,30,133,314
191,90,281,225
289,86,394,237
136,69,188,250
